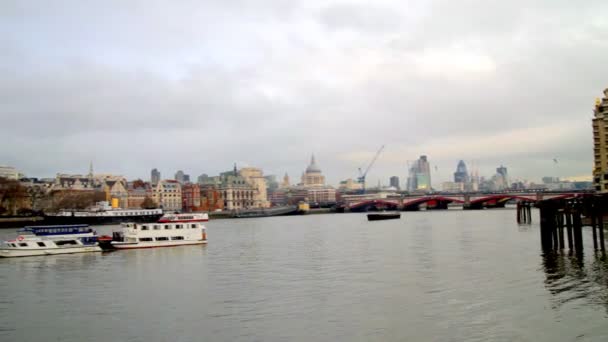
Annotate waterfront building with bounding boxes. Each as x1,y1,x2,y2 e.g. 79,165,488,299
338,178,364,192
306,187,337,205
126,181,154,209
593,88,608,191
102,178,128,208
389,176,400,190
239,167,270,208
268,189,288,206
301,155,326,187
199,185,224,211
154,180,182,211
0,166,20,180
151,168,160,185
182,183,201,212
407,155,432,192
218,166,258,210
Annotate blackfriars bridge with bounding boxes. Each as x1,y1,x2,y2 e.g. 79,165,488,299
339,191,591,212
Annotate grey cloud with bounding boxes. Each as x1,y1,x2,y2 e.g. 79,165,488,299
1,0,607,186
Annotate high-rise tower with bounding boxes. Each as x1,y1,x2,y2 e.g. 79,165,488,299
593,88,608,192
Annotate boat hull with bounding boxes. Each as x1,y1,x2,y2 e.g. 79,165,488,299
367,214,401,221
0,245,102,258
110,240,207,250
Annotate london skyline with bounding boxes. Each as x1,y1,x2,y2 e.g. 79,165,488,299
2,1,607,185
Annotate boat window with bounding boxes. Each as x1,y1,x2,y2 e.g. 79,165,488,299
10,243,17,247
155,237,169,241
141,226,149,230
37,242,46,247
191,224,197,228
139,237,153,242
19,243,28,247
164,225,171,230
153,225,161,230
171,236,184,240
55,240,78,246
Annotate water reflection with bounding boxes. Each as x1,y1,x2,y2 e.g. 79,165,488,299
542,251,608,312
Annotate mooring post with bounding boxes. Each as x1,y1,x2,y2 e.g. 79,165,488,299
565,209,574,250
598,199,606,252
557,211,565,249
591,205,598,251
539,203,555,250
527,204,532,223
573,209,584,253
517,202,521,224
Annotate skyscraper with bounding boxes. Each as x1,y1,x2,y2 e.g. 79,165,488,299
453,160,469,183
593,88,608,192
407,155,432,191
389,176,400,190
151,168,160,184
175,170,185,184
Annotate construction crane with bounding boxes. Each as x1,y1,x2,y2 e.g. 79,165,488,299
357,145,385,193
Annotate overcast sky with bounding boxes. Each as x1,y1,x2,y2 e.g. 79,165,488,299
1,0,607,187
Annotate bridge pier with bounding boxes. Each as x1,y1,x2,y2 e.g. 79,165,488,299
516,201,532,224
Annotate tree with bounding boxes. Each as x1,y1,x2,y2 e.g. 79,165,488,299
141,196,157,209
132,179,146,189
0,177,29,216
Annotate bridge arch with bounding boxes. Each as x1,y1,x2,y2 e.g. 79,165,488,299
402,196,464,211
348,199,400,212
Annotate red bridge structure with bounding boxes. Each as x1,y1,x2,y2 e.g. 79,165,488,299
341,191,591,212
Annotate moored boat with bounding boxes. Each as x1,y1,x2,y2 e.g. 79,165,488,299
158,212,209,223
367,212,401,221
42,201,163,226
0,225,102,258
99,220,207,250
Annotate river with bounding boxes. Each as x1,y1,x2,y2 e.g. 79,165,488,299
1,209,608,341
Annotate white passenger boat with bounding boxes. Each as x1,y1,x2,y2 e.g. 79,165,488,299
158,212,209,223
100,219,207,250
0,225,102,258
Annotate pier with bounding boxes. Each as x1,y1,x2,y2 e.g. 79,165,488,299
533,194,606,253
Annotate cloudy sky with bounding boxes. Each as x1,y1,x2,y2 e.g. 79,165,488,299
1,0,607,187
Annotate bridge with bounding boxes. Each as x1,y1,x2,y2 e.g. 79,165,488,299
341,191,592,212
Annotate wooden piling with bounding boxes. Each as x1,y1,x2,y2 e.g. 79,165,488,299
566,210,574,250
516,202,522,224
591,208,598,250
573,210,584,253
557,212,565,249
527,204,532,223
599,207,606,252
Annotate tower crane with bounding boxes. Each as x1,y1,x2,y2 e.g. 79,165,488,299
357,145,385,193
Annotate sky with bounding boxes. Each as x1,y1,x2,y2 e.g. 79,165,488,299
1,0,608,187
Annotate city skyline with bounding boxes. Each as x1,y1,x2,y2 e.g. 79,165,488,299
2,1,606,186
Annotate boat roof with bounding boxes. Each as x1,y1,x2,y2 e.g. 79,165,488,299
23,224,90,230
20,225,92,235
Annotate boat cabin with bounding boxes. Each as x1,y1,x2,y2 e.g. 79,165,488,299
21,225,94,236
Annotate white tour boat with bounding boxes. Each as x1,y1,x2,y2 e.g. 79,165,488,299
0,225,102,258
100,215,208,250
158,212,209,223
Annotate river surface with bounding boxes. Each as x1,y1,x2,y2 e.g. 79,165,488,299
1,209,608,341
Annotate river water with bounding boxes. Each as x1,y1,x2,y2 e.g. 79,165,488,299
1,209,608,341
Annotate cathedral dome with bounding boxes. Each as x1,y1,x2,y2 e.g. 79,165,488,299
305,155,321,173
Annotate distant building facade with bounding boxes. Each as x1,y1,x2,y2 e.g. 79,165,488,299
155,180,182,211
407,155,431,192
151,168,160,185
182,183,201,212
0,166,20,180
389,176,400,190
339,178,363,191
239,167,270,208
453,160,470,184
593,88,608,192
